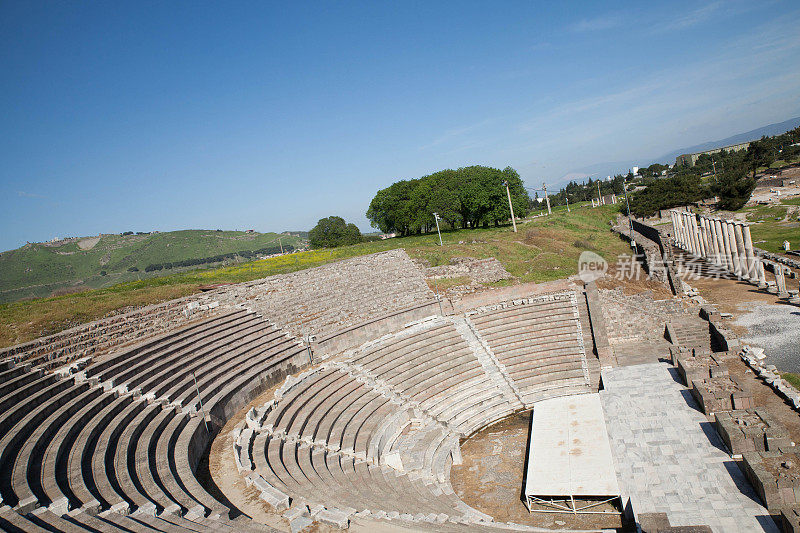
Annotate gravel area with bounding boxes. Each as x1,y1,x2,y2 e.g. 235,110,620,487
734,302,800,372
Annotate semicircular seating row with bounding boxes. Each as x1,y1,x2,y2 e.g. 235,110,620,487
235,296,591,528
0,308,307,532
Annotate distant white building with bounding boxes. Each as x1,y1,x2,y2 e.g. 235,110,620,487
632,166,639,176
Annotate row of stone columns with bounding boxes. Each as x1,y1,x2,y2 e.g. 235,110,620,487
669,210,758,281
670,209,800,304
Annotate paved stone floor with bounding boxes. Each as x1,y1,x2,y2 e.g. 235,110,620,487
601,363,778,533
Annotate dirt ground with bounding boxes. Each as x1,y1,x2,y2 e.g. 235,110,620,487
450,412,625,531
720,353,800,454
686,275,800,372
206,379,297,531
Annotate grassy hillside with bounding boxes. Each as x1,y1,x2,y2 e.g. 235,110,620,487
0,204,627,349
0,230,304,302
743,198,800,253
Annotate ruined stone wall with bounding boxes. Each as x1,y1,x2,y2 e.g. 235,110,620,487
599,288,695,346
211,249,434,339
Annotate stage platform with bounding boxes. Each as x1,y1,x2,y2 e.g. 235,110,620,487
524,393,621,513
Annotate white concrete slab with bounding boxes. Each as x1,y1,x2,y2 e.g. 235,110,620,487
525,393,620,499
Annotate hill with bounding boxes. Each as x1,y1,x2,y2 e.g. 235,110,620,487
0,203,627,349
655,116,800,164
0,229,305,302
556,116,800,186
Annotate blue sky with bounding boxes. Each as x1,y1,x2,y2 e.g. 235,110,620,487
2,1,799,250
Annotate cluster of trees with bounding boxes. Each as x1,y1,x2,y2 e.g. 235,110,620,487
308,216,363,248
546,175,627,207
637,163,669,178
626,126,800,217
366,166,529,235
141,243,291,272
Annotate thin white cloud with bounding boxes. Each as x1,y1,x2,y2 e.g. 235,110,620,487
661,1,722,31
569,14,623,33
418,118,494,151
18,191,48,200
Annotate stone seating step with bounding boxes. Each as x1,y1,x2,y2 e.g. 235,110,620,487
468,298,573,325
67,392,133,514
0,364,36,393
112,402,163,513
473,310,577,338
366,335,469,380
0,505,50,532
0,374,67,439
27,506,88,532
121,317,271,395
39,389,119,515
107,313,261,390
0,380,89,508
87,310,248,381
91,398,148,513
136,407,181,515
167,334,292,411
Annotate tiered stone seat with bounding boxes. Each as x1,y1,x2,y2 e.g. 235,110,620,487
467,294,590,404
0,310,305,532
347,321,516,435
238,318,532,525
214,249,434,339
0,295,219,370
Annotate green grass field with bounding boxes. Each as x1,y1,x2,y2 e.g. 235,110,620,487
742,199,799,253
0,204,627,349
0,230,303,302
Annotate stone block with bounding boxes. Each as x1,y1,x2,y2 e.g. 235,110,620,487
691,375,753,415
715,408,791,455
639,512,670,532
289,515,314,533
317,508,350,529
743,449,800,511
676,353,728,387
782,506,800,533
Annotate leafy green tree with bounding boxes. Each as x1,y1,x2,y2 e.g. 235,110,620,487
712,165,756,211
308,216,363,248
366,165,530,234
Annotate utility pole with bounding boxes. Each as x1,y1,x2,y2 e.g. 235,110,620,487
278,237,283,254
433,213,443,246
542,182,551,215
502,181,517,232
712,160,718,183
565,195,570,213
623,177,636,254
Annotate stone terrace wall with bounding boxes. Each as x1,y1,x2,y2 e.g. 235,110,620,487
212,249,434,339
599,288,695,346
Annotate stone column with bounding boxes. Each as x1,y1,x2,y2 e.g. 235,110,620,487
687,213,699,256
677,211,688,251
697,217,709,259
733,222,749,280
670,211,679,246
776,265,789,298
725,221,740,276
742,223,756,280
706,217,721,265
708,218,721,265
688,214,699,256
756,259,767,289
714,219,731,271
